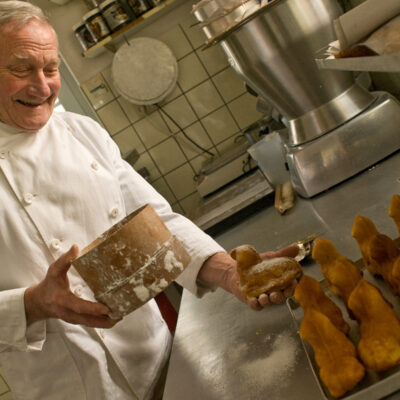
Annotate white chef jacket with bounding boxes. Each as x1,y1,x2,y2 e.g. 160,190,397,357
0,111,224,400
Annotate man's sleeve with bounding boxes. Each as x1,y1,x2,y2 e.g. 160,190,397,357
0,288,46,353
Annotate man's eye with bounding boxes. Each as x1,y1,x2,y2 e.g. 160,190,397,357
45,68,59,75
11,67,30,75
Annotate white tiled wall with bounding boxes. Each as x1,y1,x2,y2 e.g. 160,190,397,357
0,366,11,400
81,12,264,217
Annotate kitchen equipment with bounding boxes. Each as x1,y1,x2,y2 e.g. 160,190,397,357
195,142,256,197
193,0,400,198
247,131,290,186
111,37,178,105
72,204,190,319
191,169,273,231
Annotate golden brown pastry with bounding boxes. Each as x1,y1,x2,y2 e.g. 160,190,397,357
299,309,365,398
352,215,400,295
311,238,362,305
295,274,350,335
389,194,400,234
348,279,400,371
334,44,378,58
230,244,302,298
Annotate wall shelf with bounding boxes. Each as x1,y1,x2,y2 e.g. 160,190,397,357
315,54,400,72
82,0,178,58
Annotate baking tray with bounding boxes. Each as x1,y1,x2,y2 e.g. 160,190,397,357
287,241,400,400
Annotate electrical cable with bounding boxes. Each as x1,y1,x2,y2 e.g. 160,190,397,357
155,104,214,157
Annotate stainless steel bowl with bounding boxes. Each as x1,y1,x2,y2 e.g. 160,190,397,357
194,0,375,146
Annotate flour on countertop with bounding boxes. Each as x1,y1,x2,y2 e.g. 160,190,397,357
229,330,299,391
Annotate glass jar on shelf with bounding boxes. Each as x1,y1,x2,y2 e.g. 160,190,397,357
83,7,111,42
128,0,151,17
99,0,132,32
73,20,97,50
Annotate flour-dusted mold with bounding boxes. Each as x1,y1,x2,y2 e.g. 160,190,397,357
72,204,191,319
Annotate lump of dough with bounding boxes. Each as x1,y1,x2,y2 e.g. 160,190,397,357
230,244,302,298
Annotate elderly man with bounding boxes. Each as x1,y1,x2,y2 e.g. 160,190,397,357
0,1,298,399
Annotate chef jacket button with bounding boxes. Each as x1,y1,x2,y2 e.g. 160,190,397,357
91,161,99,171
23,193,34,205
110,207,119,218
73,285,83,297
0,150,7,159
50,239,61,251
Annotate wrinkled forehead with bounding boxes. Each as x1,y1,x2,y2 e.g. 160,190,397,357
0,23,60,69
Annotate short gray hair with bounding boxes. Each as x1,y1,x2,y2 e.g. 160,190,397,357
0,1,50,30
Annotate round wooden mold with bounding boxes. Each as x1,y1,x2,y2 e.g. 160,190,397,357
72,204,191,319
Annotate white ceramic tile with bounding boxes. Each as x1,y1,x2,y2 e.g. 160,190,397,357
196,45,229,76
81,72,115,110
175,121,214,160
117,97,146,124
100,66,119,97
0,375,8,396
171,202,184,215
132,151,161,182
165,163,197,200
227,92,264,130
177,53,208,92
133,110,172,149
179,191,202,216
148,137,187,175
185,80,224,119
158,25,192,60
201,106,240,145
112,126,145,156
161,95,197,132
160,84,182,105
212,67,247,102
151,177,177,204
180,14,207,50
97,100,130,135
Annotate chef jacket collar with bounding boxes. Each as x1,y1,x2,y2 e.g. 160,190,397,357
0,117,51,138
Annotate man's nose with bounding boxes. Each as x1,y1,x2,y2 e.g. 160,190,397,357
27,71,52,97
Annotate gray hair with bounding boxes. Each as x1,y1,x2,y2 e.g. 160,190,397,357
0,1,50,30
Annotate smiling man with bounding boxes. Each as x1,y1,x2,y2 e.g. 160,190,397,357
0,18,60,131
0,2,299,400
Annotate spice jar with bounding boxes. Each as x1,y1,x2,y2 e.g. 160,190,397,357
128,0,151,17
99,0,132,32
83,7,110,42
73,21,96,50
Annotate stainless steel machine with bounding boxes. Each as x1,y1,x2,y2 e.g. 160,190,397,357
193,0,400,198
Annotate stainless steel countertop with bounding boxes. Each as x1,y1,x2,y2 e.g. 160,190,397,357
163,151,400,400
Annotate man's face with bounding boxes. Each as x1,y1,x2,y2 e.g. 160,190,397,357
0,19,61,132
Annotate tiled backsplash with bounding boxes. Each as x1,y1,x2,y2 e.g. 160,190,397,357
0,365,11,400
81,12,264,217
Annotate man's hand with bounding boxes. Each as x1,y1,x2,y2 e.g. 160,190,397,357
198,245,299,311
24,245,117,328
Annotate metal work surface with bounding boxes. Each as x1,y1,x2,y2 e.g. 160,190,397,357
163,151,400,400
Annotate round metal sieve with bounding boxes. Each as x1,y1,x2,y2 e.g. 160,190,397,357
111,37,178,105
